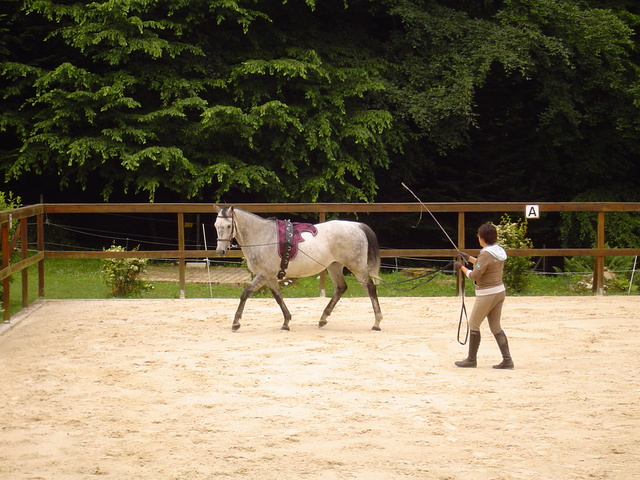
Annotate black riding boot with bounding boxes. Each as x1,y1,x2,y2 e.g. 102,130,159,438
493,330,514,369
455,330,480,368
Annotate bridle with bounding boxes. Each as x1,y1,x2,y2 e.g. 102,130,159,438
216,208,236,250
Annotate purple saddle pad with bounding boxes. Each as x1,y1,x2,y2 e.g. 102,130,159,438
276,219,318,260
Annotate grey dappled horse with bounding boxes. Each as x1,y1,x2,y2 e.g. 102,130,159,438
214,206,383,331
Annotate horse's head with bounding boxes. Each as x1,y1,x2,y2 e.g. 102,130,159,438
214,205,234,256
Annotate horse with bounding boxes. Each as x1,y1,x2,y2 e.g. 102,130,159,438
214,206,383,332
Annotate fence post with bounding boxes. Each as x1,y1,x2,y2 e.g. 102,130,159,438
37,213,45,297
20,218,28,308
2,220,9,321
178,213,186,299
594,211,605,295
318,211,326,297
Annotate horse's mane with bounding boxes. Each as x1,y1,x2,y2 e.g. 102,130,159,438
222,206,267,222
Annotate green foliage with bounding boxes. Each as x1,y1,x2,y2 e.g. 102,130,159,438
0,190,21,212
563,252,634,274
561,250,637,293
560,188,640,248
0,0,403,202
1,0,640,206
384,0,640,203
101,244,153,297
0,190,21,263
496,214,534,293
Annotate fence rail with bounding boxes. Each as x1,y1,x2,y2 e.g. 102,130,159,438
3,202,640,321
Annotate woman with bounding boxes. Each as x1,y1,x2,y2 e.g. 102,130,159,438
454,223,514,369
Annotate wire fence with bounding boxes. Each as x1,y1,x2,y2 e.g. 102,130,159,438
4,201,640,321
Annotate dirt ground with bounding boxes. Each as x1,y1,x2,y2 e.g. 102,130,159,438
1,295,639,480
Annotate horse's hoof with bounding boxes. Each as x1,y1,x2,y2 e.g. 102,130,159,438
232,324,241,332
371,326,381,331
318,321,327,328
281,325,290,331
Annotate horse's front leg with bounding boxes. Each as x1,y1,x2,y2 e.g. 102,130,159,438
266,278,292,331
232,275,266,331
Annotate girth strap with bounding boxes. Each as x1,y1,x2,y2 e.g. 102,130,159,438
278,220,294,280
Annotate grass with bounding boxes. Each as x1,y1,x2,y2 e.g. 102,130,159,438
4,258,633,317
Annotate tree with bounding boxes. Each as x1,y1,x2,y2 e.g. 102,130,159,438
377,0,640,205
2,0,640,209
1,0,404,202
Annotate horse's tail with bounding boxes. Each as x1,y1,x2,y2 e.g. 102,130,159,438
360,223,382,284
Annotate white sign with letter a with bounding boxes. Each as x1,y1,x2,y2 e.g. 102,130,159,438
525,205,540,219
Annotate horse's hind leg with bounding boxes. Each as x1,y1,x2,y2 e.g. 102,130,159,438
266,278,292,331
232,275,266,331
319,263,348,328
358,272,383,331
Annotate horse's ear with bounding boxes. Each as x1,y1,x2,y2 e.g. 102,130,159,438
215,205,222,213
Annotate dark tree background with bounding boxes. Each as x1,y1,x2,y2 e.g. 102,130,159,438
2,0,639,250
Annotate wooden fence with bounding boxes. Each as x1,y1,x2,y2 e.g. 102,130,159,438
3,202,640,321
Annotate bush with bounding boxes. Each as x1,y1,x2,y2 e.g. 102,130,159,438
101,244,153,297
496,214,534,293
561,250,637,293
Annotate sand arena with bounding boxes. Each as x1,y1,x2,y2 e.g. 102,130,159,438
1,295,639,479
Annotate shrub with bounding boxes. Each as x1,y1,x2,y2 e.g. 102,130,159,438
101,244,153,297
561,250,637,293
496,214,534,293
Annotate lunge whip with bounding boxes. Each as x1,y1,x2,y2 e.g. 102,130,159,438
401,182,469,344
401,183,462,255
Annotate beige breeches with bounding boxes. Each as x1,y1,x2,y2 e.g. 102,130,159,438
469,291,506,334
